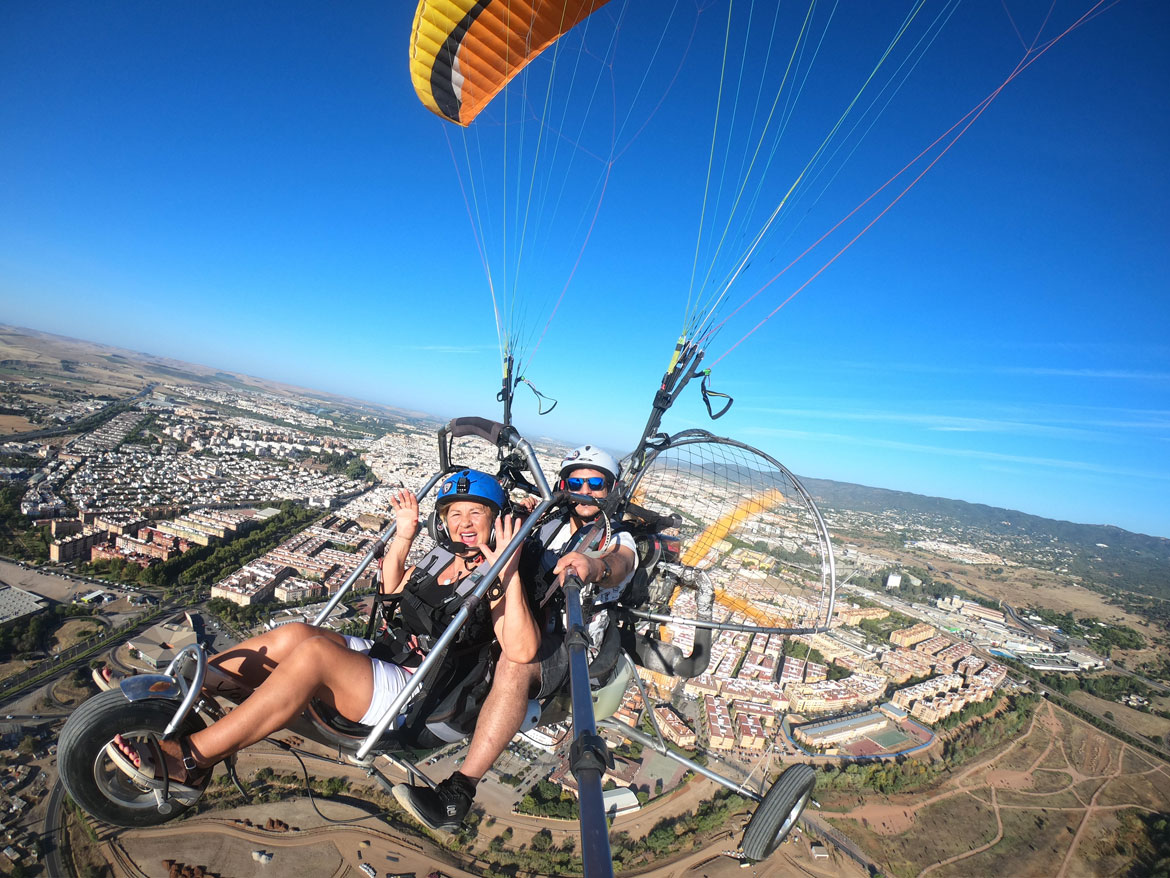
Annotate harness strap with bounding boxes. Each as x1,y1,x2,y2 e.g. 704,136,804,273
536,517,613,609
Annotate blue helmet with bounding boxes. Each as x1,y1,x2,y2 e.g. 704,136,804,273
435,469,506,516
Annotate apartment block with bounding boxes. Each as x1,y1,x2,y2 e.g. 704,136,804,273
890,622,936,648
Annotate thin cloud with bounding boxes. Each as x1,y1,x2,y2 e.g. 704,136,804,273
740,425,1170,482
743,403,1170,439
828,359,1170,383
998,366,1170,381
742,406,1117,441
971,338,1170,360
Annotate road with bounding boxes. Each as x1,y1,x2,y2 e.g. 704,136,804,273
1000,600,1170,695
1108,659,1170,696
1,385,154,442
43,780,69,878
1000,601,1045,638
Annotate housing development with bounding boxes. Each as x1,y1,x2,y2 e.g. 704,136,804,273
4,342,1160,878
10,381,1088,771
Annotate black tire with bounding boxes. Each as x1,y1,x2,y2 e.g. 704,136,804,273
740,763,816,861
57,688,209,827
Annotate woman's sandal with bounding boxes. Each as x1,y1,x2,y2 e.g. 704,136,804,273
91,666,131,692
104,735,210,793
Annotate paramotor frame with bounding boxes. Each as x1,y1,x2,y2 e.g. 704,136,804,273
57,414,824,870
620,426,837,638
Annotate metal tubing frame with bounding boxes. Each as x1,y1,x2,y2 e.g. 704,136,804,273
563,576,616,878
161,643,208,738
148,424,557,763
620,429,838,628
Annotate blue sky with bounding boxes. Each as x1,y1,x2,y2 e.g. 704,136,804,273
1,1,1167,538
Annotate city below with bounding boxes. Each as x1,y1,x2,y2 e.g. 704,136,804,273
0,324,1167,878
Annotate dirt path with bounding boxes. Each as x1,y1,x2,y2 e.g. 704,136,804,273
918,787,1003,877
1055,733,1127,878
109,803,477,878
821,701,1170,878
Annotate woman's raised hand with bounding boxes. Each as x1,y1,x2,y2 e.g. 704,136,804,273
388,489,420,541
479,513,522,582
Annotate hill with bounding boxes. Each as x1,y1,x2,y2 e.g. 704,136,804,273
804,477,1170,601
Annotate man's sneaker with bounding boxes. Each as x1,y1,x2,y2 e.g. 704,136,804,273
392,773,476,832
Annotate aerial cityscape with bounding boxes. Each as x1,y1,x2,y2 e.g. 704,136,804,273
2,1,1168,876
0,325,1167,878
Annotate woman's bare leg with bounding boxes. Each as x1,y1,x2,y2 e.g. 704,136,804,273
206,622,350,691
116,634,377,780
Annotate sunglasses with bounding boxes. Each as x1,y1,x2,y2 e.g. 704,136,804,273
566,476,607,492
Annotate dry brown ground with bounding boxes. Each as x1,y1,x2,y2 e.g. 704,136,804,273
641,842,865,878
1068,690,1170,741
861,535,1149,624
0,615,107,686
0,658,33,684
928,556,1147,631
52,616,108,652
855,535,1170,674
0,323,387,411
0,413,35,433
818,700,1170,878
99,769,840,878
89,740,842,878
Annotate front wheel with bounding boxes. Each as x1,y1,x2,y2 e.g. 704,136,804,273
740,763,816,861
57,688,209,827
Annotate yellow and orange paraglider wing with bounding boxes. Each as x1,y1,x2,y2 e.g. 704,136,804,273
680,489,785,568
677,488,790,624
410,0,611,127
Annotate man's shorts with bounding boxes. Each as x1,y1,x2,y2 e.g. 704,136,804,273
534,628,569,700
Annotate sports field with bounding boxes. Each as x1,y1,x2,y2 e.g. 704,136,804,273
838,719,931,759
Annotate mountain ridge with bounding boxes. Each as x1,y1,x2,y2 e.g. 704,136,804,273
803,476,1170,600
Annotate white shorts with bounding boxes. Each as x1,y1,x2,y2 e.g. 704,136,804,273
343,635,414,727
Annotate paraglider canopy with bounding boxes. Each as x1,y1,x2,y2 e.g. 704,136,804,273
410,0,613,127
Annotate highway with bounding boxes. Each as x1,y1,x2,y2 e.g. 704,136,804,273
43,780,69,878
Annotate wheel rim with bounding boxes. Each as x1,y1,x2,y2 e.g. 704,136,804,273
769,785,812,853
90,729,200,815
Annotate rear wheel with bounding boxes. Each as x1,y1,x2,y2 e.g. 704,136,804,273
58,688,209,827
740,763,816,861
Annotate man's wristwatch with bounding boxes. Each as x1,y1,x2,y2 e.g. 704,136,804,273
599,558,611,582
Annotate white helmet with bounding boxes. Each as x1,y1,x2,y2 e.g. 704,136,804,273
560,444,621,487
